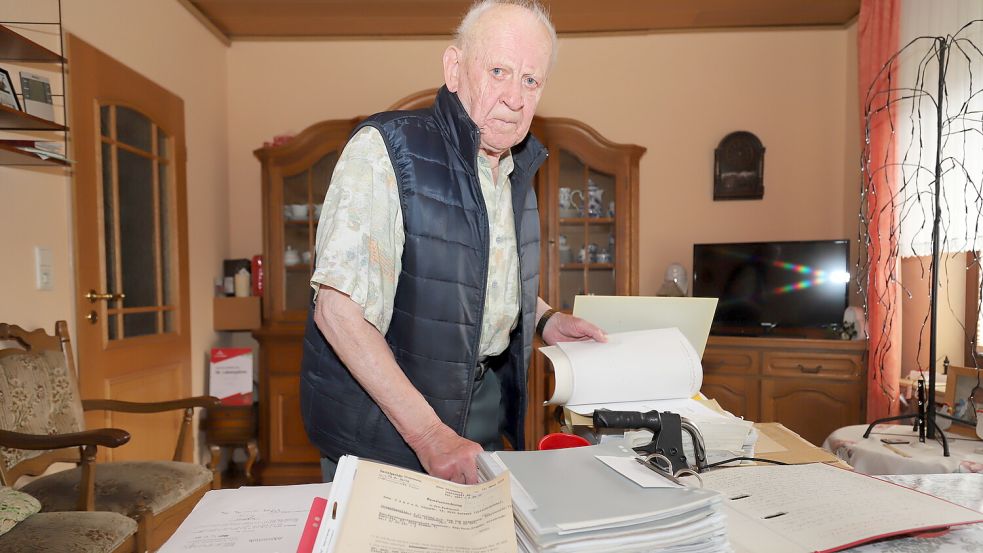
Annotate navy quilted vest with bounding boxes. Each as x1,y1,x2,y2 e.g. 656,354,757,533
300,86,546,470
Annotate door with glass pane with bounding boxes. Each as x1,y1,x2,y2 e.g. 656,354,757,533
68,35,191,461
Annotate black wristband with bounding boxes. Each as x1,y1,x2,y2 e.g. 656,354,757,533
536,308,557,337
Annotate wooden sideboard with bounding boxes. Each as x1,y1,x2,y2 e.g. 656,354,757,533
701,335,867,446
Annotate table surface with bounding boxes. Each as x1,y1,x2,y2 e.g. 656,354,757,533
163,469,983,553
824,424,983,475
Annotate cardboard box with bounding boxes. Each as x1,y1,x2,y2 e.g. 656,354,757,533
752,422,849,468
209,348,254,406
213,296,260,331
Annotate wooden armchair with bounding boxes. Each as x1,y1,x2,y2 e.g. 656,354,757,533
0,321,220,552
0,485,138,553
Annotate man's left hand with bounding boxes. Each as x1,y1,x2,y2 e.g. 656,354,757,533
541,312,607,345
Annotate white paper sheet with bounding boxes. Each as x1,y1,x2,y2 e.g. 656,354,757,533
159,483,332,553
595,455,682,488
542,328,702,408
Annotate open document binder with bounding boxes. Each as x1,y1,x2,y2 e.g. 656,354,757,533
691,463,983,553
540,325,756,469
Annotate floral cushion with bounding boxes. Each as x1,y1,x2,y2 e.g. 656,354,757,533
0,511,136,552
22,461,212,517
0,349,85,472
0,486,41,536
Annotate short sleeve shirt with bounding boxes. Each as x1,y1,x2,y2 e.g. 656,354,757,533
311,126,520,358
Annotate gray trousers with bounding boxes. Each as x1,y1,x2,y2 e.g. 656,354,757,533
320,368,504,482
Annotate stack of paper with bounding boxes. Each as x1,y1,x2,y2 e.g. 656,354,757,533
544,327,758,466
0,139,70,162
312,456,518,553
159,483,332,552
478,441,731,552
563,400,757,466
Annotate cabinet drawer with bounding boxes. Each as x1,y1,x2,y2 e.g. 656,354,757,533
702,348,759,375
763,351,862,379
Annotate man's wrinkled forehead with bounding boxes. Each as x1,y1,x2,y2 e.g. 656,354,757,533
463,5,553,70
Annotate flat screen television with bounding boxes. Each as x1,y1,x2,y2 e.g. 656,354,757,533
693,239,850,336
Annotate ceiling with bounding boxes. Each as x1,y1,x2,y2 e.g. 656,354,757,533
183,0,860,40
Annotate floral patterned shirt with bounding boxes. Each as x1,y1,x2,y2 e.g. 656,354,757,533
311,126,520,358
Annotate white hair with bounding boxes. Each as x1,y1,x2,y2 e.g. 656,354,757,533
454,0,558,70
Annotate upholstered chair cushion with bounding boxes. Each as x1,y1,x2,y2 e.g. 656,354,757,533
0,486,41,535
0,349,86,472
0,511,136,553
22,461,213,517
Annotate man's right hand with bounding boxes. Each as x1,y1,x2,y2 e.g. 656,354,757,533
314,287,484,486
407,421,484,485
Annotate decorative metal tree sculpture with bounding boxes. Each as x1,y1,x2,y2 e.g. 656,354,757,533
860,20,983,454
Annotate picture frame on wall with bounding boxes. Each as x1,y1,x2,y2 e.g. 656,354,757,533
713,131,765,200
0,67,21,111
944,364,982,426
19,71,54,121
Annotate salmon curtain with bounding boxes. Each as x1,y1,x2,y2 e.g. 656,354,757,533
859,0,902,422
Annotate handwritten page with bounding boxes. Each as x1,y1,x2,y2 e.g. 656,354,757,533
315,456,517,553
689,463,983,553
541,327,702,410
159,483,332,553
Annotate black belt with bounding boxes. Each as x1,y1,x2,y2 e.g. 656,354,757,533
475,359,492,381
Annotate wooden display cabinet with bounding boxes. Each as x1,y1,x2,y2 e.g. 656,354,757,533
253,118,358,484
526,117,645,446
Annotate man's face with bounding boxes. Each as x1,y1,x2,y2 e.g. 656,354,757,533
443,6,553,158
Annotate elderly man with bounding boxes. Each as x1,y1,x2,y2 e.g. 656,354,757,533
301,0,604,485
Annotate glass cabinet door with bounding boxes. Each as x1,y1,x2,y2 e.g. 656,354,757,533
555,148,618,311
281,151,339,313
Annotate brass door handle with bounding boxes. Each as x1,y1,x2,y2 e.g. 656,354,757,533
85,289,125,303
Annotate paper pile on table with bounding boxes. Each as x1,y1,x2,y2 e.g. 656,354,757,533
479,441,731,552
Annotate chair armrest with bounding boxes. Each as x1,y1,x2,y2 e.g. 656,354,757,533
0,428,130,450
82,395,220,414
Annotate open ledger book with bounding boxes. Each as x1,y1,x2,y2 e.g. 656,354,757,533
684,462,983,553
540,327,704,414
310,455,517,553
541,327,756,463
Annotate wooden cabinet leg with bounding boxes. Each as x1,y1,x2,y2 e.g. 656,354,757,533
207,444,222,489
244,439,258,485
